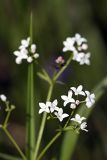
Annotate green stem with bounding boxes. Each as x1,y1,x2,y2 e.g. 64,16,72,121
26,64,35,159
3,127,26,160
64,110,74,128
33,54,73,160
3,110,11,128
26,13,35,160
37,132,61,160
33,84,54,160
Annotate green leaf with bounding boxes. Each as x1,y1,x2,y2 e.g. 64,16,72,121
37,69,51,84
0,152,22,160
60,76,107,160
37,72,49,83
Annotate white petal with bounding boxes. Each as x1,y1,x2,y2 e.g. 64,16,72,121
64,100,69,106
53,99,58,106
70,87,76,92
59,117,63,122
61,95,68,101
16,57,22,64
13,51,20,56
39,109,44,114
45,108,50,113
58,108,63,115
86,101,92,108
91,94,95,99
55,106,59,111
75,114,80,120
62,113,69,119
71,118,75,121
85,91,90,96
39,103,46,109
68,90,73,98
77,85,83,92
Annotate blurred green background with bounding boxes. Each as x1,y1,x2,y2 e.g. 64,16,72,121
0,0,107,160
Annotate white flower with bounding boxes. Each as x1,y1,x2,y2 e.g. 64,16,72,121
63,37,76,52
19,37,30,49
0,94,7,102
77,52,90,65
54,108,69,122
39,102,51,114
27,57,33,63
70,85,85,96
13,48,28,64
85,91,95,108
49,99,59,113
71,114,86,124
13,37,39,64
62,34,90,66
61,91,75,106
31,44,36,53
75,33,87,46
80,122,88,132
33,53,39,59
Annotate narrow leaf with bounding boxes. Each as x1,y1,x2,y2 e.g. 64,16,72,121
60,76,107,160
0,153,21,160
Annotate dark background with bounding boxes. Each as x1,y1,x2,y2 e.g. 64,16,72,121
0,0,107,160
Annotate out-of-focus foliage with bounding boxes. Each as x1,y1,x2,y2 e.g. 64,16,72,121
0,0,107,160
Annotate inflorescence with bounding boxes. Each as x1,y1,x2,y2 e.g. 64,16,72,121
13,37,39,64
63,33,91,65
39,85,95,132
12,34,95,133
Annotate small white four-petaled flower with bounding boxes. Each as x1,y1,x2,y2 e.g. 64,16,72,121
80,122,88,132
71,114,86,124
49,99,59,113
70,85,85,96
61,91,75,107
39,102,51,114
62,33,90,65
85,91,95,108
54,108,69,122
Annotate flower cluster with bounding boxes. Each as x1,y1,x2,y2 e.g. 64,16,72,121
63,33,90,65
38,85,95,132
39,99,69,122
13,37,39,64
61,85,95,109
71,114,88,132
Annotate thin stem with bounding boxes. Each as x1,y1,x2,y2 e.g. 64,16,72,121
33,84,54,160
26,13,35,160
3,110,11,128
3,127,26,160
33,54,73,160
26,64,35,159
37,132,61,160
64,110,74,128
